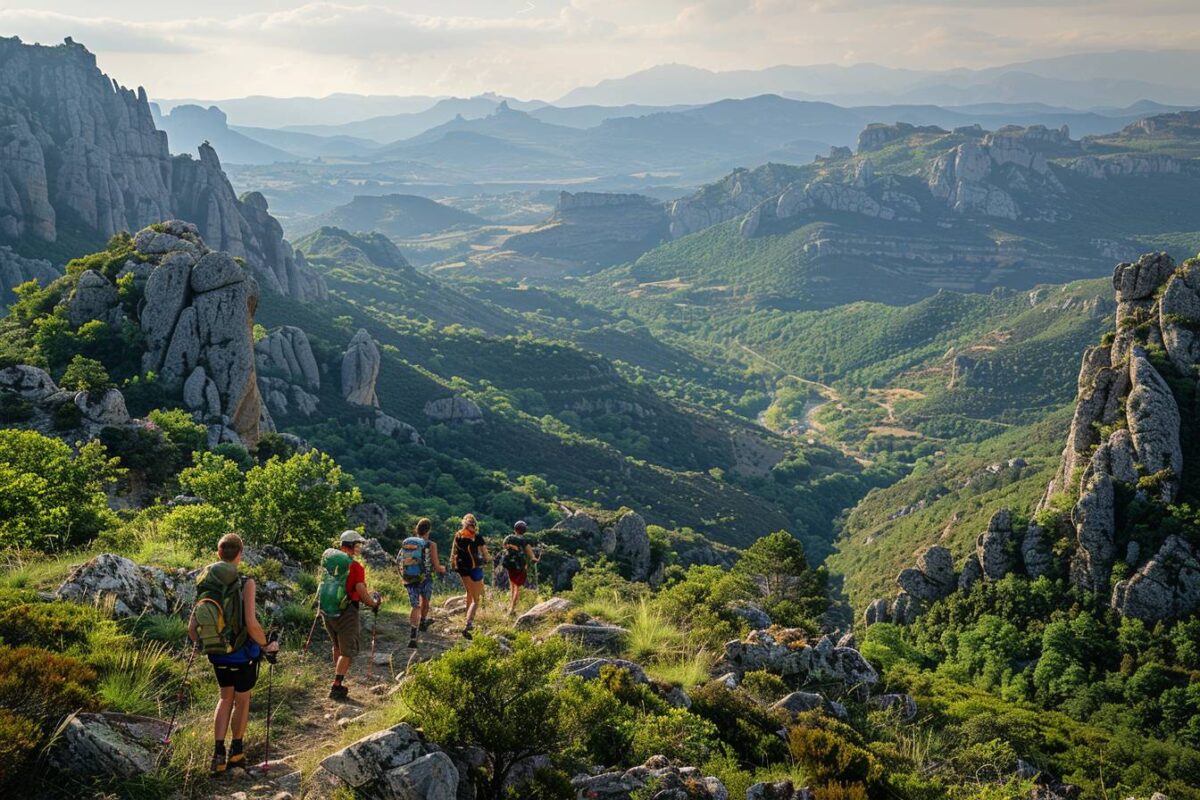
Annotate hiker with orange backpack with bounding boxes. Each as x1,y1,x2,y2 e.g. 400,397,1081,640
450,513,489,639
188,533,280,775
399,517,446,648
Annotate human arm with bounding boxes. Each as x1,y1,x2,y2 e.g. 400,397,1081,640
525,543,539,563
351,562,381,610
430,542,446,575
242,579,278,653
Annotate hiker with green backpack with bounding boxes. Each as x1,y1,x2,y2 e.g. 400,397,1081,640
501,520,540,616
398,517,446,649
187,533,280,775
319,530,383,701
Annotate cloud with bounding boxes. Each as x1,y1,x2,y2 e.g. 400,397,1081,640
0,9,201,53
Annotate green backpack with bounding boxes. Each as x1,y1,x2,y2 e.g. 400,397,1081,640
502,534,528,570
318,549,353,617
193,561,248,656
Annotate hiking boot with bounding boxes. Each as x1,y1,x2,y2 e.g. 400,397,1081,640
226,752,246,770
328,684,349,701
418,618,431,632
408,636,418,648
210,753,227,774
461,627,473,640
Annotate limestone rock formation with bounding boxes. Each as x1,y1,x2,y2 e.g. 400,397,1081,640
423,395,483,424
48,713,168,779
0,246,58,301
0,364,60,401
896,545,956,601
315,723,458,800
571,756,727,800
348,502,389,537
505,191,669,266
563,657,650,684
256,325,321,418
54,553,194,617
1112,536,1200,620
548,622,629,651
0,38,324,303
67,269,120,327
516,597,573,630
721,628,878,686
976,509,1014,580
371,410,423,444
341,329,381,407
747,779,813,800
869,693,918,721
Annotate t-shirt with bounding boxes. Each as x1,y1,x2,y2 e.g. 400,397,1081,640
454,529,486,571
345,559,366,603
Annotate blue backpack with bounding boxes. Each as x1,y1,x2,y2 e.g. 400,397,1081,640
399,537,429,586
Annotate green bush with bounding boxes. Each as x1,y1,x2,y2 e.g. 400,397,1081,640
148,408,207,457
0,602,112,652
788,712,883,785
0,645,98,729
0,394,33,423
160,503,229,556
0,709,41,789
688,681,789,766
627,707,718,766
51,400,83,430
59,354,112,392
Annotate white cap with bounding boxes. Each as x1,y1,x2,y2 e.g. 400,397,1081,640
340,530,367,545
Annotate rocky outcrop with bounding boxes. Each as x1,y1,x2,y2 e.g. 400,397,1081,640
869,693,918,721
48,713,168,779
256,325,320,418
0,246,58,301
721,630,878,686
896,545,956,602
55,553,194,617
348,502,389,537
131,220,269,443
571,756,727,800
424,396,483,424
505,191,669,266
1112,536,1200,621
0,38,323,303
371,410,423,444
547,508,653,582
548,622,629,651
976,509,1015,580
668,164,799,238
747,780,813,800
341,329,381,407
516,597,573,630
563,657,649,683
856,122,947,153
314,723,458,800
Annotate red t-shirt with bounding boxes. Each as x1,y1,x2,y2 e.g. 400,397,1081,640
345,559,366,603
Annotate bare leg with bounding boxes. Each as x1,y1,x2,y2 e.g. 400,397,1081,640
509,582,519,614
464,579,481,627
336,654,353,677
230,690,252,739
409,604,421,629
214,686,235,743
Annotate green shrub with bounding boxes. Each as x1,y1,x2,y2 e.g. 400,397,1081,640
788,712,883,785
0,645,98,729
59,354,112,392
0,394,33,423
51,400,83,430
628,707,718,766
0,602,111,651
148,408,207,456
0,588,39,611
740,670,788,704
132,613,189,645
0,709,41,789
160,503,230,556
688,681,789,766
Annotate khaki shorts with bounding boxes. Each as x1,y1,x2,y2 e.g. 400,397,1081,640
322,604,361,658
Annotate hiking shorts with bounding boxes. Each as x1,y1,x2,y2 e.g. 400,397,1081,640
211,657,259,693
458,567,484,583
506,567,528,587
322,605,361,658
405,578,433,608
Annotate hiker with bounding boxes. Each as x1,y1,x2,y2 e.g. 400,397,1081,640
319,530,383,701
501,520,540,615
188,532,280,775
399,517,446,648
450,513,489,639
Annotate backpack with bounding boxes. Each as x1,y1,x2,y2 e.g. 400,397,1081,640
318,548,354,617
193,561,248,656
398,536,429,586
502,534,528,571
450,530,477,573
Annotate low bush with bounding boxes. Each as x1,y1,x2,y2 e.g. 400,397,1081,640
0,709,41,789
0,645,98,729
0,602,111,651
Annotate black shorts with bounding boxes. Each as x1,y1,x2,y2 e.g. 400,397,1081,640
211,658,259,692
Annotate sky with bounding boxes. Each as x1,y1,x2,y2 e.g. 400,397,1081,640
3,0,1200,101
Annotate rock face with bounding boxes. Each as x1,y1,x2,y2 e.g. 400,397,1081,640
0,246,59,301
315,723,458,800
896,545,956,602
256,325,321,418
505,191,669,266
548,508,653,582
571,756,728,800
130,220,270,443
48,713,168,779
721,629,878,686
1112,536,1200,620
423,395,483,424
0,38,324,302
976,509,1015,580
341,329,381,407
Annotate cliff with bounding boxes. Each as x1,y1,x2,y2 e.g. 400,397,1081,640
0,37,325,303
505,191,669,266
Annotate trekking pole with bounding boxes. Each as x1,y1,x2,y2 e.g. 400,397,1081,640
367,593,380,683
255,631,280,774
301,606,320,660
162,640,197,746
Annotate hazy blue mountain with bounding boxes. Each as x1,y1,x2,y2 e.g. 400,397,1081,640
283,94,547,143
228,125,380,159
154,92,445,127
151,103,298,165
289,193,488,239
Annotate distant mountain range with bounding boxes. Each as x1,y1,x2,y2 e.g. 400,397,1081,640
289,194,487,239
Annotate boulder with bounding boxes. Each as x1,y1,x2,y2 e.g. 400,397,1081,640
183,366,222,419
255,325,320,390
67,269,119,328
1113,252,1175,303
770,691,826,715
48,712,168,779
317,723,457,800
55,553,170,617
747,780,813,800
976,508,1014,581
1021,524,1054,579
863,597,889,626
515,597,572,630
563,657,649,684
1111,536,1200,621
342,329,381,407
75,387,130,426
372,410,423,444
571,756,728,800
869,693,918,721
1071,472,1116,593
359,538,394,570
0,364,59,401
958,554,983,592
721,628,878,686
600,510,652,582
729,602,772,630
424,395,483,424
548,623,628,651
890,592,917,624
349,503,390,537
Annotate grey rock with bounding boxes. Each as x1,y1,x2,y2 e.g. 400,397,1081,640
0,364,59,401
372,410,422,444
75,388,130,426
891,592,917,624
721,629,878,685
1021,524,1054,579
863,597,889,626
1160,261,1200,373
563,657,649,684
348,503,389,537
359,538,393,570
424,395,483,424
1113,252,1175,303
379,752,458,800
977,508,1014,581
1127,353,1182,502
140,255,195,373
729,602,772,630
600,510,653,582
516,597,573,629
836,631,856,649
958,553,983,592
869,693,918,721
255,325,320,390
55,554,166,617
342,329,381,407
1112,536,1200,621
48,712,168,779
897,544,957,602
747,780,812,800
183,366,221,419
68,269,119,328
770,691,826,715
0,246,59,301
1045,346,1128,501
318,723,453,798
548,623,628,651
571,758,727,800
1071,472,1116,593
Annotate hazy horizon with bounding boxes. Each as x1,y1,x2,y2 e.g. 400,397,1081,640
5,1,1200,102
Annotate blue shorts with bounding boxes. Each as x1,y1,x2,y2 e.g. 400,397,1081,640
458,567,484,582
405,578,433,608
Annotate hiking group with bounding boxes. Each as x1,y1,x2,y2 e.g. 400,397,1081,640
183,516,540,775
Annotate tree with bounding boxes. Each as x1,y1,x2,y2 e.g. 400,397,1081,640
734,530,829,625
402,636,611,800
241,452,362,560
58,354,111,392
0,430,122,550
